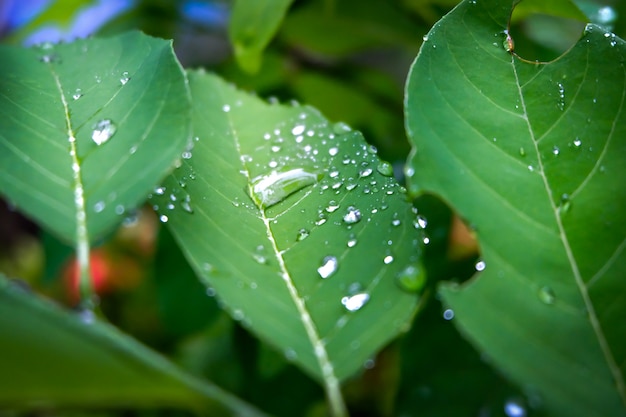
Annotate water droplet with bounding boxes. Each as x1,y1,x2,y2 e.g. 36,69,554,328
343,206,362,224
206,287,216,297
250,168,320,209
504,399,527,417
552,146,560,155
443,309,454,320
538,286,555,305
181,195,193,213
78,308,96,324
559,194,571,213
422,34,429,41
333,122,351,134
328,147,339,156
326,201,340,213
284,348,297,361
341,292,370,312
154,186,165,195
556,82,565,111
392,219,401,227
359,168,373,178
93,201,105,213
91,119,117,145
475,260,486,271
396,264,426,293
159,214,169,223
72,88,82,100
289,228,307,243
253,254,268,264
347,236,357,247
383,255,394,264
363,358,376,369
413,215,428,229
222,104,231,112
292,124,305,136
519,147,526,157
376,161,394,177
573,138,582,147
120,71,130,85
317,256,338,279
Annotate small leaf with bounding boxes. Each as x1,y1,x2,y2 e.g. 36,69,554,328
0,31,191,244
0,275,265,416
151,71,425,392
229,0,294,73
405,0,626,416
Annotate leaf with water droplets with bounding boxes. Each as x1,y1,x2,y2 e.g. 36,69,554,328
0,32,191,243
151,71,426,396
405,1,626,416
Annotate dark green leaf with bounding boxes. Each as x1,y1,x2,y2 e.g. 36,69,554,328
0,31,191,244
405,0,626,416
0,275,265,416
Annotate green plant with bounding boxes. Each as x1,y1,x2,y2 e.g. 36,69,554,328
0,0,624,416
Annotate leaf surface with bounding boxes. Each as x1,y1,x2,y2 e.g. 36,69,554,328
0,31,191,243
405,1,626,416
229,0,294,73
0,275,265,416
151,71,426,387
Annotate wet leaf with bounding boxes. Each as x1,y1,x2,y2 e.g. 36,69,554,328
151,71,426,391
0,31,191,244
0,275,265,416
405,0,626,416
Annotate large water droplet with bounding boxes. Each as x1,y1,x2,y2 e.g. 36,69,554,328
376,161,394,177
291,124,305,136
341,292,370,312
396,264,426,293
475,260,486,271
317,256,338,279
413,215,428,229
91,119,117,145
538,286,555,305
250,168,320,209
443,309,454,320
343,206,362,224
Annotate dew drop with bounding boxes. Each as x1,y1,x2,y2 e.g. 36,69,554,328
358,170,373,181
573,138,582,147
422,34,429,41
180,195,193,213
291,124,305,136
443,309,454,320
519,147,526,157
222,104,231,112
376,161,394,177
72,88,82,100
120,71,130,85
396,263,426,293
559,194,571,213
326,201,340,213
91,119,117,146
93,201,105,213
475,260,486,271
341,292,370,312
538,286,556,305
159,214,169,223
413,215,428,229
552,146,560,156
333,122,352,134
343,206,362,224
297,228,310,241
392,219,401,227
347,236,358,247
250,168,320,209
383,255,394,264
328,147,339,156
317,256,338,279
504,399,527,417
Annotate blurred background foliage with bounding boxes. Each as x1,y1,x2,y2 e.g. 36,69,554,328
0,0,623,416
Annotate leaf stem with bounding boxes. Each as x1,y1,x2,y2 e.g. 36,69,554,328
50,65,96,308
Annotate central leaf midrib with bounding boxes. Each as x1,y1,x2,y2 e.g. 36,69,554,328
510,55,626,404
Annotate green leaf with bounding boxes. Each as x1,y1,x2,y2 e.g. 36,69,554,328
0,31,191,244
511,0,588,22
279,0,420,57
405,1,626,416
150,70,425,412
0,275,265,416
229,0,295,73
